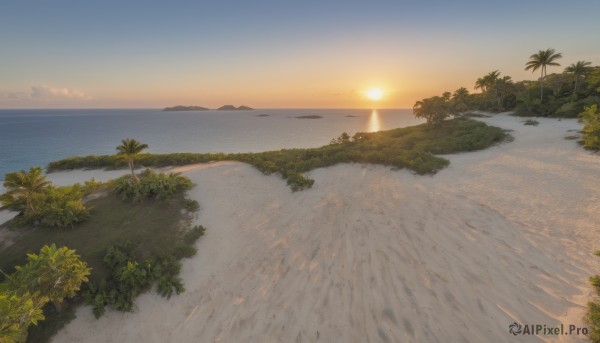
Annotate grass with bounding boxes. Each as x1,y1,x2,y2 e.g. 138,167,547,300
0,188,194,343
47,118,509,191
1,191,191,283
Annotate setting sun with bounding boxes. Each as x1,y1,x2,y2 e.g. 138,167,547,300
367,88,383,100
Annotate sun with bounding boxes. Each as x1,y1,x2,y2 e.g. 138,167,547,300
367,88,383,100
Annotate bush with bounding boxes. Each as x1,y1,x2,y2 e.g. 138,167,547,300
183,198,200,212
523,119,540,126
581,104,600,150
114,169,194,202
182,225,206,242
587,251,600,342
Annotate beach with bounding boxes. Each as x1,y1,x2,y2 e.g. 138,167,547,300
2,113,598,342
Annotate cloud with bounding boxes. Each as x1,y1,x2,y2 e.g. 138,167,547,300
30,85,91,100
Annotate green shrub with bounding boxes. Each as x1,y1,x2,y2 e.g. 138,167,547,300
581,104,600,150
156,275,185,299
586,251,600,342
114,169,193,202
523,119,540,126
183,198,200,212
182,225,206,242
172,244,197,259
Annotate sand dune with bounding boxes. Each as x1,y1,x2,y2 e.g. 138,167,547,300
8,113,598,342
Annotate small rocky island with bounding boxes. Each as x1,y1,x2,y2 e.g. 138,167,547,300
163,106,209,111
217,105,254,110
295,115,323,119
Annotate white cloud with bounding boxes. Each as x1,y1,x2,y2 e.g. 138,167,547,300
30,85,91,100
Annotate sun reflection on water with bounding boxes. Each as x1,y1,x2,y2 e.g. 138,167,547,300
367,110,380,132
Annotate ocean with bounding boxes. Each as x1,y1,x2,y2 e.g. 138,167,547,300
0,108,421,179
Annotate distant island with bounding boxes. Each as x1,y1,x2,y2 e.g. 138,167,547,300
163,106,209,111
256,114,270,117
217,105,254,111
295,115,323,119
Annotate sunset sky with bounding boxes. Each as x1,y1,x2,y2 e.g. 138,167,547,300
2,0,600,109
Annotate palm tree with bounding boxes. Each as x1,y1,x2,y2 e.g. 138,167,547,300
413,96,448,127
116,138,149,181
475,70,500,98
565,60,592,94
451,87,470,115
2,167,50,213
525,48,563,102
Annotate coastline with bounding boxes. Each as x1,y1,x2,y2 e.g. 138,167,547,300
1,113,598,341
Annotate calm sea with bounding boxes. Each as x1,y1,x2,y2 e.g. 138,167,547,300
0,108,421,179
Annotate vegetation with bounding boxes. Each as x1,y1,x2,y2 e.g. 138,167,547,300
116,139,149,181
46,118,508,191
0,168,205,342
581,104,600,150
523,119,540,126
411,49,598,119
587,251,600,343
0,244,89,343
114,169,194,202
0,169,93,228
525,49,563,102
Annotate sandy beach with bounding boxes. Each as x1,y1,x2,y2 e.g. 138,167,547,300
2,113,598,342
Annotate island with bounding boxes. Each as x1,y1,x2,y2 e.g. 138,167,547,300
163,106,209,111
256,114,270,117
217,105,254,110
295,115,323,119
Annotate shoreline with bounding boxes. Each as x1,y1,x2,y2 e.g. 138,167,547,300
1,113,598,341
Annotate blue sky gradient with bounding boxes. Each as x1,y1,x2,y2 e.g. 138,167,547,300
2,0,600,108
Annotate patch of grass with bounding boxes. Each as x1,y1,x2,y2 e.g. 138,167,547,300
1,185,201,342
47,118,509,192
523,119,540,126
0,191,190,284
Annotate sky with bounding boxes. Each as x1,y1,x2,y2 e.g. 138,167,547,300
1,0,600,109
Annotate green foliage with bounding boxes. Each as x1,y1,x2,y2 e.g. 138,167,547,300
7,244,91,306
1,167,50,214
47,153,228,172
48,119,507,192
1,171,91,228
116,138,149,181
114,169,193,202
0,290,45,343
523,119,540,126
25,303,76,343
182,225,206,242
182,198,200,212
413,95,450,126
83,234,198,316
588,250,600,343
587,302,600,343
0,245,88,343
581,104,600,150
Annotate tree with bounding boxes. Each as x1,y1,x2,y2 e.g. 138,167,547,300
116,139,149,181
475,70,500,94
413,96,449,127
7,244,91,311
525,48,563,102
565,61,592,94
451,87,470,115
1,167,50,214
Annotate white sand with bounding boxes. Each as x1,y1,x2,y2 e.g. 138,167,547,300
14,113,600,342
